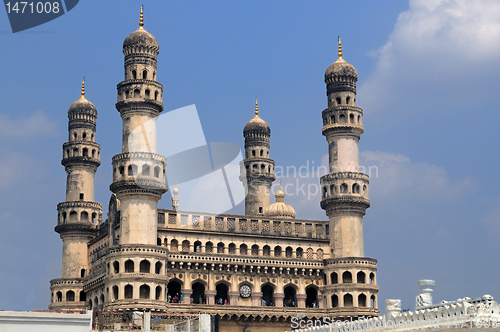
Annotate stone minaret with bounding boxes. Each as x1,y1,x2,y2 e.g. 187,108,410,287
51,79,102,308
110,7,167,245
241,100,276,216
320,39,379,316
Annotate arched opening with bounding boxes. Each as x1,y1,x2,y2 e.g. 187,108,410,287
358,115,361,123
81,211,89,223
228,243,236,254
322,186,328,198
62,212,67,224
155,261,162,274
344,293,353,307
342,271,352,283
339,114,347,123
331,115,336,124
274,246,282,257
317,249,324,259
260,164,265,174
260,150,263,156
332,294,339,308
240,244,247,255
155,286,162,300
216,283,229,305
125,285,133,299
285,246,293,258
251,244,259,256
283,286,296,307
154,166,160,178
263,245,271,256
82,148,88,157
349,114,354,123
124,260,134,273
92,149,96,158
170,239,178,252
73,148,78,156
69,211,77,223
89,299,93,309
80,269,85,278
305,286,318,308
357,271,366,283
143,70,148,80
140,260,150,273
113,261,119,274
194,241,202,252
217,242,224,253
192,282,206,304
182,240,190,252
261,284,274,306
127,165,133,176
358,294,367,307
252,150,256,157
140,284,150,299
296,247,303,258
346,96,351,105
79,291,86,302
134,89,140,98
153,72,156,80
112,286,118,300
340,183,348,193
352,183,360,194
145,89,150,99
66,290,75,302
119,166,125,178
91,213,96,224
167,280,182,303
336,97,341,105
157,237,161,245
363,185,367,195
205,242,213,254
56,291,62,302
331,272,338,284
154,91,159,100
369,273,375,284
142,164,150,176
132,70,137,79
73,132,77,140
371,295,376,308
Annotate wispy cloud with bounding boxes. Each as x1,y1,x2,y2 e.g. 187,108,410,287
0,110,58,138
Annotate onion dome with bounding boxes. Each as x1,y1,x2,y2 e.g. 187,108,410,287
324,37,357,81
264,186,296,219
123,6,159,50
243,99,270,135
68,78,96,116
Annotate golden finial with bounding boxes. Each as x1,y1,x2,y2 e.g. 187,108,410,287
254,98,259,117
139,5,144,28
80,77,85,98
338,36,342,59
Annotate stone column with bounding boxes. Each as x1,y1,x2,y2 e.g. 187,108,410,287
181,288,193,304
206,290,216,305
275,293,284,307
317,294,324,308
252,292,263,306
228,291,239,306
415,280,435,310
297,294,307,308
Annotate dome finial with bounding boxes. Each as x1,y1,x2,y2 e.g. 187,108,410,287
254,98,259,118
139,5,144,29
80,77,85,98
338,36,342,59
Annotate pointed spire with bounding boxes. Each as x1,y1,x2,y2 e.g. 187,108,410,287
172,181,180,210
338,36,343,59
254,98,259,118
80,77,85,98
139,5,144,29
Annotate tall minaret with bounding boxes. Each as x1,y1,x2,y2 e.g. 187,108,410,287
320,39,378,315
240,100,276,215
110,7,167,245
51,79,102,309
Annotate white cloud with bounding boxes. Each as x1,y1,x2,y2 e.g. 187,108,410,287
0,110,58,138
359,0,500,113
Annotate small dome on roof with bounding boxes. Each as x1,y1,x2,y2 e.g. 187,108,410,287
244,99,270,135
264,187,296,219
324,38,357,80
123,6,159,50
68,79,96,115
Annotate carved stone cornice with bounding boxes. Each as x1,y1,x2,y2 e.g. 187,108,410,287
322,123,364,138
115,99,163,115
57,201,102,210
110,179,167,196
112,152,166,164
61,156,101,168
320,196,370,214
55,223,96,237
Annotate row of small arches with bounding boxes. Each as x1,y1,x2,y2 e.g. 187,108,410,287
249,149,269,158
322,183,367,197
123,88,160,101
164,239,324,260
64,147,99,159
323,113,361,126
245,164,273,175
129,69,156,81
330,96,355,106
329,271,375,285
331,293,376,308
114,164,164,179
53,290,86,303
70,131,94,142
60,211,98,224
111,259,163,274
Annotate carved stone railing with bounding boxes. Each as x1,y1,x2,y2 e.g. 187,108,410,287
158,209,329,240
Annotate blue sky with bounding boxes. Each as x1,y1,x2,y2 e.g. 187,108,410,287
0,0,499,313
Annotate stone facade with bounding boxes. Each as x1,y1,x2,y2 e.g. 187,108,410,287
49,11,379,332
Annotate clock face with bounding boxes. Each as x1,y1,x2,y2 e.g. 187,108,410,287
240,285,251,298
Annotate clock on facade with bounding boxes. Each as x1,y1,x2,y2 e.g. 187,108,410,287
239,284,251,298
